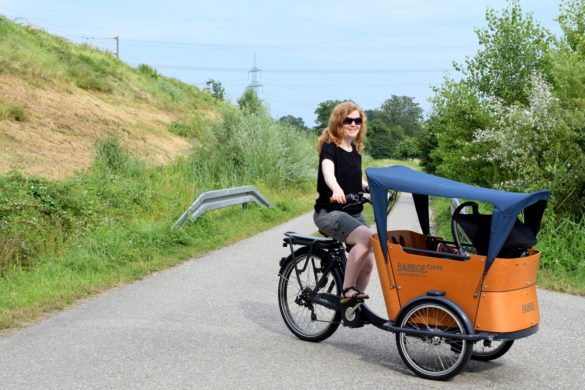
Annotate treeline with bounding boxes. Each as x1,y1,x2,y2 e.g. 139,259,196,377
279,95,424,160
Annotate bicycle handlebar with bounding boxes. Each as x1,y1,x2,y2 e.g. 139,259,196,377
339,192,371,209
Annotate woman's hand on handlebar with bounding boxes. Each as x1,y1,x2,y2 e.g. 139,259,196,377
330,188,346,204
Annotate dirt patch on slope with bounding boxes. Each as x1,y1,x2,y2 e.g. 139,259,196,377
0,75,194,179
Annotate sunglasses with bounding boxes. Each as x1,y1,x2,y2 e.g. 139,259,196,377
342,116,362,125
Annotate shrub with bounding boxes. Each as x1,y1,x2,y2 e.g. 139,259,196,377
469,73,584,216
188,110,315,189
168,112,214,139
0,100,29,121
75,75,113,93
538,214,585,274
137,64,159,79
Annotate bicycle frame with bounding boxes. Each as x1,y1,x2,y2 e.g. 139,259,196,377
279,171,550,380
281,232,390,330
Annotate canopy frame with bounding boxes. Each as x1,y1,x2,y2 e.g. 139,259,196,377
365,166,550,273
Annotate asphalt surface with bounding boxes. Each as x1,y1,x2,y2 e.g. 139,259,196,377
1,195,584,389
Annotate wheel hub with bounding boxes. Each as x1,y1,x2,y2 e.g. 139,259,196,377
430,336,442,346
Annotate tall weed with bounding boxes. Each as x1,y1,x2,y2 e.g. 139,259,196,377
538,214,585,274
0,100,29,121
188,110,315,189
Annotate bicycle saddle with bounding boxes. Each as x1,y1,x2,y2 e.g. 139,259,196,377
284,232,341,249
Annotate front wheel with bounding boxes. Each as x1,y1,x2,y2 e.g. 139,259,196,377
395,301,472,380
278,248,342,342
472,340,514,361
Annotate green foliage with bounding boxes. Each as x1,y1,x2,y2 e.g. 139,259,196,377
455,0,552,105
0,16,228,116
237,88,265,115
557,0,585,54
394,137,419,160
0,100,28,121
469,74,584,216
74,74,114,93
278,115,309,132
0,172,93,272
416,127,438,174
313,99,346,132
208,79,226,100
366,119,397,159
188,109,315,189
137,64,159,78
425,1,585,215
0,130,316,329
365,95,424,160
538,214,585,274
94,135,131,174
168,112,214,139
423,0,585,295
376,95,424,137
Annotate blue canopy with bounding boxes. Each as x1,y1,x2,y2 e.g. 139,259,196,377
365,165,550,270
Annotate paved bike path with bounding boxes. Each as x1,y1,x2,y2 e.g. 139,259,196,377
0,195,584,389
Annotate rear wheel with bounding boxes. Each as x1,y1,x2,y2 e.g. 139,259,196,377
395,301,472,380
278,249,342,342
472,340,514,361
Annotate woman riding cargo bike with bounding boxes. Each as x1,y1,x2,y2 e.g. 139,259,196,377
277,102,551,380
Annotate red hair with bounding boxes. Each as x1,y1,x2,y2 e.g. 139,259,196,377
316,101,367,154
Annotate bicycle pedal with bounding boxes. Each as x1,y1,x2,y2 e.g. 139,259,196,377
339,298,364,307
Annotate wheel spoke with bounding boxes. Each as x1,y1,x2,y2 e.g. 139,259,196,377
278,251,341,342
397,302,471,380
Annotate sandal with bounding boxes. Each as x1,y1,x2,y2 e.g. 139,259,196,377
340,286,369,302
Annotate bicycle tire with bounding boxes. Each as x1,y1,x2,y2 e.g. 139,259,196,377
278,247,342,342
472,340,514,361
395,301,472,380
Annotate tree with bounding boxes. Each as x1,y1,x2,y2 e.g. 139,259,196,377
313,99,347,131
376,95,424,137
366,119,399,159
365,95,423,159
237,88,265,115
209,79,226,100
278,115,309,132
557,0,585,54
455,0,552,105
424,78,496,186
364,109,377,123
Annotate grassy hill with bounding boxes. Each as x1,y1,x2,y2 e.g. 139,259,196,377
0,16,318,333
0,15,232,179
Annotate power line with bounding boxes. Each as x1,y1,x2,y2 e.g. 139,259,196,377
143,63,446,74
120,38,473,53
82,35,119,58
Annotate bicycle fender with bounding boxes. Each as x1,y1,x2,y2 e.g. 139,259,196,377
396,295,475,336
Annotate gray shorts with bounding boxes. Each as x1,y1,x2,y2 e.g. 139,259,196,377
313,209,367,243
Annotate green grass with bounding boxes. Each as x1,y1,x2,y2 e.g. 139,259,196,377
0,99,28,121
365,157,421,170
0,189,314,332
0,15,232,120
0,15,321,333
0,107,318,332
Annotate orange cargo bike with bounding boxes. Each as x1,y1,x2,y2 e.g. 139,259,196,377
277,165,550,380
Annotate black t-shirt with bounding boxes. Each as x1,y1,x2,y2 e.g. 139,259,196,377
314,142,363,214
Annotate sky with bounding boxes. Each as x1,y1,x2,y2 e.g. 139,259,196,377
1,0,563,126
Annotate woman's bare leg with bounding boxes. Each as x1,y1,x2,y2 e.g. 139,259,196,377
343,225,373,296
355,252,374,292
